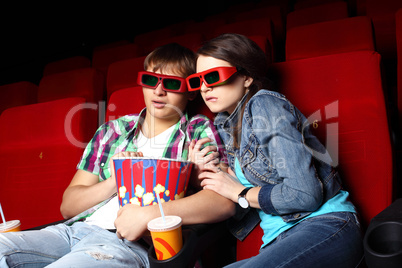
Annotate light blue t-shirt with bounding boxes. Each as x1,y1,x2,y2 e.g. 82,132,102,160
234,158,356,248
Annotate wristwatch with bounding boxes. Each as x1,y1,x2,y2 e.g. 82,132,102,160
238,187,252,209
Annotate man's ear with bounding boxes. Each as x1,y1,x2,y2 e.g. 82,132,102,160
244,76,254,88
188,91,198,101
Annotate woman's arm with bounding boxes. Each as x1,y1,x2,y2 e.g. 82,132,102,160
248,95,324,215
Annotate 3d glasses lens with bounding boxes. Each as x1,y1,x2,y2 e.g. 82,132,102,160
163,79,182,90
142,74,158,87
188,77,201,89
204,71,220,84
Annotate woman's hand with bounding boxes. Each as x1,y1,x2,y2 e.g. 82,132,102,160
189,137,220,172
198,167,245,203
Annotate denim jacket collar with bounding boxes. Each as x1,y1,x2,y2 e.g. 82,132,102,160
215,91,250,129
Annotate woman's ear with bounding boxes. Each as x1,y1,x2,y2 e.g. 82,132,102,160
244,76,253,88
188,91,198,101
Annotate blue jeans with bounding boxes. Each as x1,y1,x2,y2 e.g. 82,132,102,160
0,222,149,267
225,212,364,268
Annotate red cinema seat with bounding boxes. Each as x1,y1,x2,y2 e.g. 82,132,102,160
213,18,274,49
293,0,343,10
237,51,393,260
183,18,227,40
213,18,274,62
0,81,37,114
106,86,145,121
43,56,91,76
149,33,204,53
366,0,402,59
38,68,104,103
92,43,141,75
286,16,375,61
234,5,285,46
286,1,349,30
396,9,402,133
133,27,174,55
106,56,147,101
0,97,98,229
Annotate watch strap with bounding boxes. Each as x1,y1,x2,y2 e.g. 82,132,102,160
238,187,252,197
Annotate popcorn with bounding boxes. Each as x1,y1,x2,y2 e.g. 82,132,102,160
130,197,141,206
154,184,165,195
113,158,193,207
135,185,145,198
143,192,155,206
119,186,127,198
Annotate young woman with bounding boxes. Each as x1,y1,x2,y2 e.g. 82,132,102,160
188,33,363,268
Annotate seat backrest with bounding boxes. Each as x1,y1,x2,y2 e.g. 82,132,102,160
234,5,285,44
237,51,393,260
0,81,38,114
43,56,91,76
133,27,173,55
183,18,227,40
106,56,147,100
286,16,375,60
396,8,402,136
149,33,204,53
213,18,274,61
275,50,393,228
365,0,402,59
92,43,140,75
286,1,349,30
294,0,342,10
106,86,145,121
0,97,98,229
213,18,274,49
38,67,104,103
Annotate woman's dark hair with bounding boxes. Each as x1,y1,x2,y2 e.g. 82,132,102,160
197,33,272,147
197,33,271,95
144,43,196,78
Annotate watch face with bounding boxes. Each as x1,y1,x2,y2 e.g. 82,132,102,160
238,197,249,209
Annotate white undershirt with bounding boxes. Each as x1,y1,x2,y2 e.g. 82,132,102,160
84,124,177,229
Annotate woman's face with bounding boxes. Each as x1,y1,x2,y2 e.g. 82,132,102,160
196,55,252,114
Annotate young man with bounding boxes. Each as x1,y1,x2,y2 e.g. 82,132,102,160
0,43,234,267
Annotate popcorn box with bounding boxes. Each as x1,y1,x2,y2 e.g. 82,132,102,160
113,157,194,207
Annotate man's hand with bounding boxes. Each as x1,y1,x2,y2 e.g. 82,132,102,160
114,204,158,241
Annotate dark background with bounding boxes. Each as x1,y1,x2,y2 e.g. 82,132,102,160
0,1,239,86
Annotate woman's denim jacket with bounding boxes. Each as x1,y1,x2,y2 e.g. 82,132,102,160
215,90,343,241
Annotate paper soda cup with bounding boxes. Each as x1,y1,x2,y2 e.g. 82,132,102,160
113,157,193,207
147,215,183,260
0,220,21,233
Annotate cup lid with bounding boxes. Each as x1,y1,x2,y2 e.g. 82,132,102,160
147,216,182,232
0,220,20,232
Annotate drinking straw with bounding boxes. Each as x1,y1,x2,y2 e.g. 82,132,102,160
0,203,6,227
155,194,166,224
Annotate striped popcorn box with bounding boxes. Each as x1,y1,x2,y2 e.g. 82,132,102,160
113,157,194,207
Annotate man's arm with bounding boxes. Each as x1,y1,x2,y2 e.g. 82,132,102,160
115,189,235,241
60,169,116,219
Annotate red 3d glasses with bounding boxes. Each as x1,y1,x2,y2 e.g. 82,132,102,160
137,71,188,93
186,66,238,91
